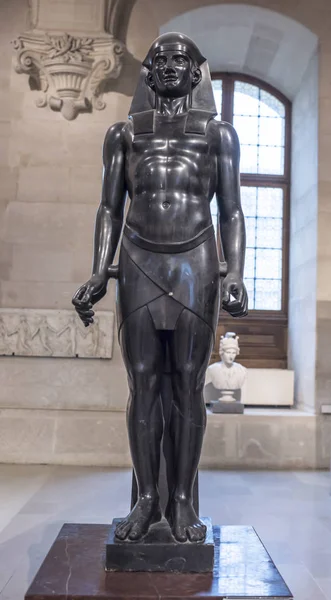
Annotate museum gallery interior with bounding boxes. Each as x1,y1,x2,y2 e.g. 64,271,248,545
0,0,331,599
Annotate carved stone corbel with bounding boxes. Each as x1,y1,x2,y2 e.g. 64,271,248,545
13,0,127,120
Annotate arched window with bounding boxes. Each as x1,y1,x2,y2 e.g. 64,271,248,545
211,74,291,367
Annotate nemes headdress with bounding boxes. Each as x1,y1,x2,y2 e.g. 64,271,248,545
129,32,217,116
219,332,240,355
142,32,206,70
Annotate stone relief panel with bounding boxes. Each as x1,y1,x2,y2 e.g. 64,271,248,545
0,309,114,359
12,0,127,120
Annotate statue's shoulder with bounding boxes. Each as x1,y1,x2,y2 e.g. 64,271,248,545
207,118,240,152
104,120,132,142
103,120,132,158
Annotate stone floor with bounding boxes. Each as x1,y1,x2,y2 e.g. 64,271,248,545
0,465,330,599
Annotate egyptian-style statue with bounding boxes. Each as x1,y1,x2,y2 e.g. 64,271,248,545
73,32,247,544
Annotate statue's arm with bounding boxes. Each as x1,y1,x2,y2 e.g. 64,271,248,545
214,121,248,317
72,121,127,326
93,122,127,278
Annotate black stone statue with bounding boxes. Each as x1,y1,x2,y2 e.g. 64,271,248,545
73,32,247,546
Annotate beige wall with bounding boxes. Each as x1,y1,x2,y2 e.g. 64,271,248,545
1,0,331,465
0,0,130,412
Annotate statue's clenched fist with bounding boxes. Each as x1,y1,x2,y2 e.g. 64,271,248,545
221,273,248,318
72,274,108,327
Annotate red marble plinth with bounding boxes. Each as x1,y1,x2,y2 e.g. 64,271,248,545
25,523,293,599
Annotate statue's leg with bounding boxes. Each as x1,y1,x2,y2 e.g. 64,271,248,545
167,309,213,543
115,305,164,541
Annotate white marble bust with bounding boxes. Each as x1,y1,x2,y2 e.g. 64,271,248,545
205,332,247,402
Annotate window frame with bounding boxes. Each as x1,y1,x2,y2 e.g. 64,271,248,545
212,72,291,323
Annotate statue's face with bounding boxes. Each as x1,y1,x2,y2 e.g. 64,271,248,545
151,50,194,98
221,348,237,366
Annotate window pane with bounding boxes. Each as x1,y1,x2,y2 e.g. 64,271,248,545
258,146,284,175
256,249,282,279
234,80,286,175
244,248,255,279
233,82,259,116
241,187,257,217
241,186,284,310
246,217,256,248
256,218,282,249
245,278,255,310
240,144,258,173
257,188,283,218
260,90,285,118
212,79,222,121
259,116,285,147
255,279,282,310
233,115,259,145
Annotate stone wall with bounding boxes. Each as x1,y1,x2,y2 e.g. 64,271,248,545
0,0,130,414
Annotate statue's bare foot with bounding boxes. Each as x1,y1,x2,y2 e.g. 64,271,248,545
115,495,161,541
168,498,207,543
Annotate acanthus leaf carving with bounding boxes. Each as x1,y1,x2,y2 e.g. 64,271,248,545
43,32,94,63
13,30,124,120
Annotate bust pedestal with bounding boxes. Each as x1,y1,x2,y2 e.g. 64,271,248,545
211,398,244,413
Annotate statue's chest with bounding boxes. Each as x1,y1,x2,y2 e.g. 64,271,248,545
126,110,215,191
129,111,212,161
134,127,209,159
131,140,209,179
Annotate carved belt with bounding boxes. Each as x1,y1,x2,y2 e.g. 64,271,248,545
123,224,214,254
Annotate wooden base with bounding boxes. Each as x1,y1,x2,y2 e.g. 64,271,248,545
25,522,293,599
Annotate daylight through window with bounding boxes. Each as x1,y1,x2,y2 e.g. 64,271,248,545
211,75,290,313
